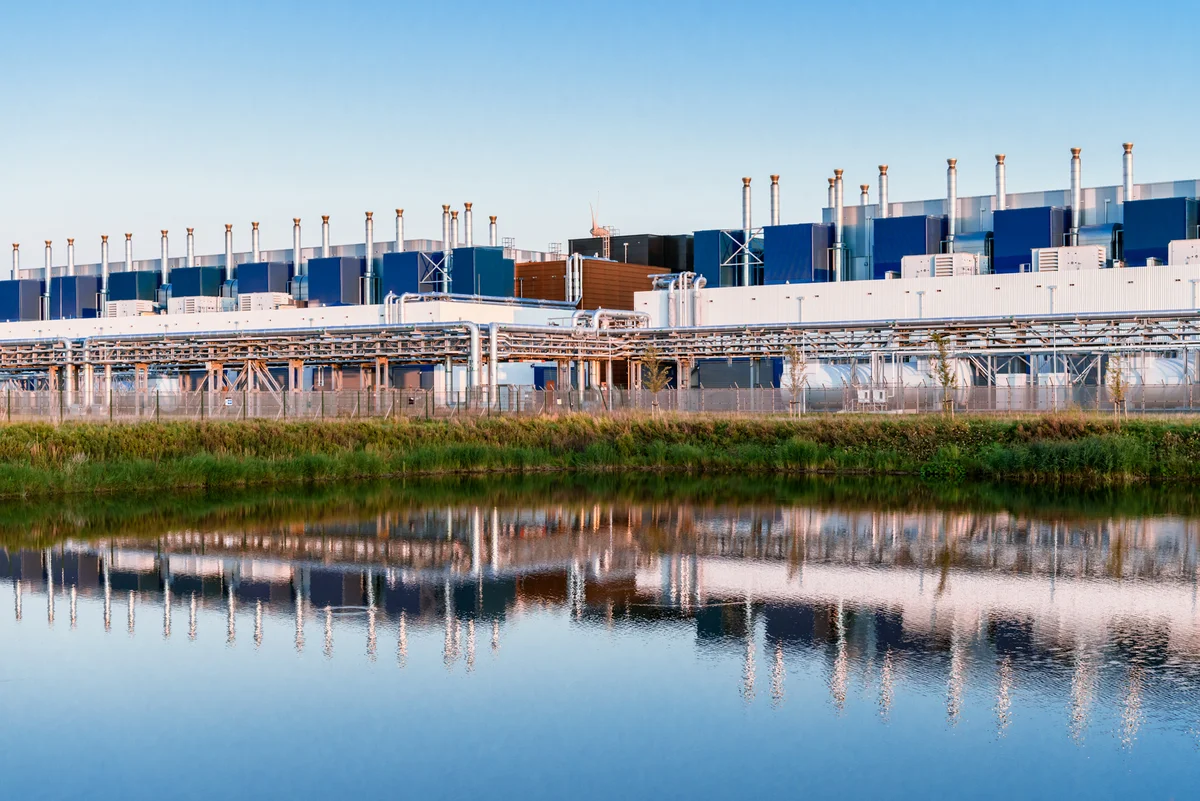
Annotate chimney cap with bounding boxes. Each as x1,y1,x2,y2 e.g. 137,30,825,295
293,218,300,225
1071,147,1082,156
442,204,450,212
947,158,958,168
464,202,473,210
996,154,1006,163
878,165,888,174
365,211,373,220
770,174,779,183
742,177,752,186
45,240,52,246
860,184,870,192
1123,142,1134,154
67,238,74,245
225,224,233,232
828,177,836,186
833,169,843,178
395,209,403,216
489,215,497,223
161,230,168,236
125,233,132,239
451,210,459,219
101,235,108,243
252,222,260,229
187,228,194,234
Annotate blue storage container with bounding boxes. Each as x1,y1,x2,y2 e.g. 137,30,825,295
872,215,946,280
107,271,160,302
763,223,832,284
0,280,43,322
992,206,1070,274
451,247,514,296
1123,197,1199,266
49,275,101,320
237,261,292,294
168,266,223,298
307,256,364,306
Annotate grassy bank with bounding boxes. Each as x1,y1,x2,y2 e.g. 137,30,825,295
0,414,1197,497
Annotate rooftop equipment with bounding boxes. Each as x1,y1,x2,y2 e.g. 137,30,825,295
307,256,364,306
49,275,101,320
871,215,946,280
762,223,832,284
237,261,292,294
1122,197,1199,266
1169,239,1200,265
0,280,44,322
107,270,160,302
992,206,1071,274
900,252,980,279
1032,245,1105,272
169,266,223,298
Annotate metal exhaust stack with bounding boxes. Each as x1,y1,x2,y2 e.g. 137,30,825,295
878,166,889,219
10,244,17,281
224,225,234,279
44,241,51,310
160,230,169,284
67,239,75,277
860,184,870,207
827,177,835,212
186,228,195,268
364,212,374,304
995,155,1007,212
769,175,780,226
464,202,474,247
946,159,958,253
100,235,109,310
451,211,460,249
441,205,451,252
251,222,260,262
292,218,302,276
125,234,133,273
833,170,844,281
489,216,498,247
394,209,403,254
1123,143,1134,203
741,177,752,286
1070,147,1082,244
321,216,331,258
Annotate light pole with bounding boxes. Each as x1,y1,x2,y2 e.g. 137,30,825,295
1048,285,1058,411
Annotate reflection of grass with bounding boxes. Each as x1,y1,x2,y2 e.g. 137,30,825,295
4,471,1200,552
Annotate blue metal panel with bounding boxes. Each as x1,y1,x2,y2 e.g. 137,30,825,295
533,365,558,389
237,262,292,294
763,223,832,284
169,266,223,297
49,275,101,320
381,251,428,296
0,280,43,322
992,207,1070,274
307,256,363,306
692,229,722,287
871,215,945,279
1123,197,1199,266
107,271,159,302
451,247,515,296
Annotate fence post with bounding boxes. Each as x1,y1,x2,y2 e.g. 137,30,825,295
200,388,205,420
283,389,287,420
155,390,160,422
320,390,325,420
243,388,248,420
5,388,8,423
109,386,114,421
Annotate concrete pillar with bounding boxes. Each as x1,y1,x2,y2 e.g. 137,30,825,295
376,357,389,390
288,360,304,393
104,364,112,401
65,363,76,407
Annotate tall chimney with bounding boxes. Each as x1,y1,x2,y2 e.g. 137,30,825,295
67,238,75,277
224,225,234,279
186,228,195,268
827,177,836,212
860,184,870,207
995,155,1007,212
464,202,474,247
100,235,109,305
364,211,374,304
1122,143,1134,203
394,209,403,254
1070,147,1082,244
769,175,780,226
321,216,331,258
451,210,460,250
125,234,133,273
44,241,52,308
441,205,451,252
833,170,844,281
10,244,17,281
489,216,498,247
878,166,889,219
292,218,302,276
160,230,169,284
946,159,958,252
251,222,261,262
741,177,752,286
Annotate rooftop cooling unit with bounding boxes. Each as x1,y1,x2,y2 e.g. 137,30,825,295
1032,246,1105,272
900,252,979,279
167,295,222,315
238,292,294,312
104,300,156,318
1168,239,1200,265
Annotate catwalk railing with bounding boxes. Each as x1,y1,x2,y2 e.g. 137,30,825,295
4,383,1200,421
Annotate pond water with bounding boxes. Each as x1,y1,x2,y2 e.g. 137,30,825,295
2,477,1198,800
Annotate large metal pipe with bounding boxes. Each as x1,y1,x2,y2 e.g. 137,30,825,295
451,210,460,250
1070,147,1082,243
741,177,752,286
10,243,17,281
394,209,403,253
946,159,958,252
100,235,109,303
364,211,374,304
186,228,195,268
44,241,51,310
67,238,75,277
321,216,331,258
827,177,835,211
769,175,780,226
160,230,169,284
995,155,1007,212
125,233,133,273
878,166,889,219
224,225,234,279
833,170,844,281
292,218,302,276
489,216,498,247
464,202,474,247
441,205,451,252
1123,142,1134,203
251,222,260,262
860,184,869,207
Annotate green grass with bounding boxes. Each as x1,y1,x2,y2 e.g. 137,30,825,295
0,413,1198,498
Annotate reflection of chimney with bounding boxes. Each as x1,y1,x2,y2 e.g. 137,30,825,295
160,230,169,283
769,175,780,226
322,216,331,258
489,216,498,247
878,166,889,219
224,225,234,279
464,202,474,247
995,155,1007,212
1070,147,1082,243
946,159,958,252
1122,143,1134,203
67,238,75,277
251,222,260,262
394,209,403,254
186,228,195,268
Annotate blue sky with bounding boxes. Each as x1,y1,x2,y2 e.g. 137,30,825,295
1,0,1195,264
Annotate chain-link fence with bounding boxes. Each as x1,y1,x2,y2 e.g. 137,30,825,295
2,382,1199,422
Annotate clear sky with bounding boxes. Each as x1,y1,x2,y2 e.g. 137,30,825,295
1,0,1196,264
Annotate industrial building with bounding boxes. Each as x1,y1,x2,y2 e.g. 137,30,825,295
3,142,1200,402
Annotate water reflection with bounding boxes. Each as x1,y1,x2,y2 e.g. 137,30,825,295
4,497,1200,754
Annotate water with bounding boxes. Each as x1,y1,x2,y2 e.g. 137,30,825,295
2,477,1199,800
